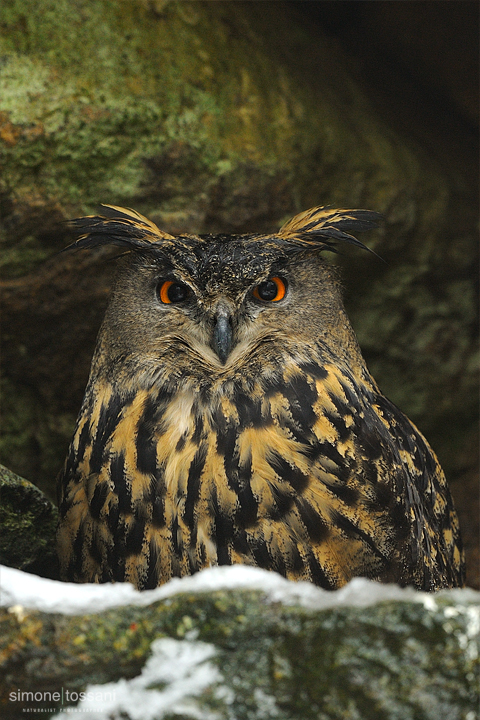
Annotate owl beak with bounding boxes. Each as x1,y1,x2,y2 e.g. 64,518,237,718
212,310,233,364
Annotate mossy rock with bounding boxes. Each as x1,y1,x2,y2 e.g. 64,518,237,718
0,464,58,578
0,567,478,719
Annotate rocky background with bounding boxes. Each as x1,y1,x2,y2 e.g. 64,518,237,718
0,0,478,589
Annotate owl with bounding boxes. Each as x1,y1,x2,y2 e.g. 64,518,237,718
56,205,465,592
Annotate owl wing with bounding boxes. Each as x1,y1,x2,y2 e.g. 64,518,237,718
364,391,466,589
288,359,466,590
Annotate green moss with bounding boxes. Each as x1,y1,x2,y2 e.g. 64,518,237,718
0,0,431,235
0,232,52,277
0,2,293,179
0,377,74,498
1,588,477,718
0,464,58,577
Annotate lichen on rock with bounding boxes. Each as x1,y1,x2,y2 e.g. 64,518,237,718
0,465,58,578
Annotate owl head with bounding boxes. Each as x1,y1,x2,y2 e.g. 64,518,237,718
67,205,381,388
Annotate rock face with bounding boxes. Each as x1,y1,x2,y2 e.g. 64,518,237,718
0,465,58,579
0,566,478,720
0,0,477,586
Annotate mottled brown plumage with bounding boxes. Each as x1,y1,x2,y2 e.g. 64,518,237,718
56,205,465,591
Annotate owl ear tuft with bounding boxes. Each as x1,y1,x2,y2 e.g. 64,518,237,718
278,206,383,256
64,205,175,252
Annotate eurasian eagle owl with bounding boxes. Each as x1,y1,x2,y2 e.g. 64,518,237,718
56,205,465,591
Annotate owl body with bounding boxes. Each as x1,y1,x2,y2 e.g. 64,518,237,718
57,206,465,591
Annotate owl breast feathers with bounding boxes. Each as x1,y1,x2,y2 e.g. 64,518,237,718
56,205,465,591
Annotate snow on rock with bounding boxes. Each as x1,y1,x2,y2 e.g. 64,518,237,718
1,564,478,720
54,638,224,720
2,563,478,617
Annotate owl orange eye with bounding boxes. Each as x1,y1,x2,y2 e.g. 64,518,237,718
252,276,287,302
158,280,189,304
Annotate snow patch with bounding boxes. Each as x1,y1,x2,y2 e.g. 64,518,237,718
1,563,478,616
54,637,221,720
